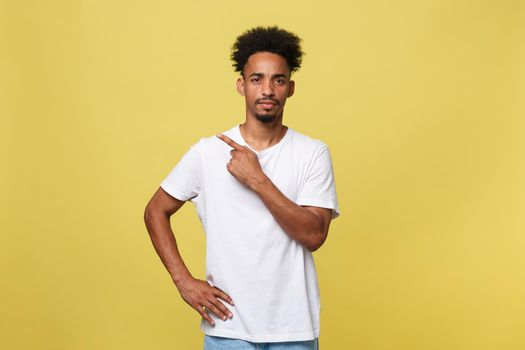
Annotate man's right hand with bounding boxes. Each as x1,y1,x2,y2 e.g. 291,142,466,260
144,189,234,325
176,276,234,326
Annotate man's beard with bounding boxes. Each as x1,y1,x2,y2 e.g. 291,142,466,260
255,113,277,123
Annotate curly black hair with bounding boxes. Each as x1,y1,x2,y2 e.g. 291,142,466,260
231,26,304,76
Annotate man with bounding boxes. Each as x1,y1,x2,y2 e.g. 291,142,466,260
144,26,340,350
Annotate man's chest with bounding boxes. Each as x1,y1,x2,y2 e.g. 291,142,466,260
202,148,310,202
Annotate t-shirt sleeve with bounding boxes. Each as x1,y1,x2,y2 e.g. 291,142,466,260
296,145,340,219
160,140,202,202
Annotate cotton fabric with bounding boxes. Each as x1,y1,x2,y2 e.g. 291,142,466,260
160,124,340,342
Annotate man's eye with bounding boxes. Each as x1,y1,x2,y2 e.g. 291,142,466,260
251,78,260,83
276,79,286,84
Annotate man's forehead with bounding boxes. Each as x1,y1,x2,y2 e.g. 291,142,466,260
243,52,291,77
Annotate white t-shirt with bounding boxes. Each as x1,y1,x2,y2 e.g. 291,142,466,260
160,124,340,342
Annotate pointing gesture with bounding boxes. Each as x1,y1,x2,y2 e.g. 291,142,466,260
216,133,267,190
216,133,244,151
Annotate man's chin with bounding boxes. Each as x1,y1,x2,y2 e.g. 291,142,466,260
255,114,276,123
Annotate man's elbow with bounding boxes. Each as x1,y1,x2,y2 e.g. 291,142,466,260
144,201,166,225
301,207,331,252
305,232,328,252
144,201,154,221
144,203,155,228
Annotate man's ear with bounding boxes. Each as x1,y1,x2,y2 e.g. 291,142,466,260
236,76,245,96
287,80,295,97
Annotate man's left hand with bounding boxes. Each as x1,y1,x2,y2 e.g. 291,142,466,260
216,133,267,190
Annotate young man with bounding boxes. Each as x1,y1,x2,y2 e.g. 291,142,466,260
144,26,340,350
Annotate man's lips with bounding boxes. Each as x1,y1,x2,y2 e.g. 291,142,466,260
257,100,278,108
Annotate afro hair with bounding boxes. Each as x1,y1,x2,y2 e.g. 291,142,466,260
231,26,304,76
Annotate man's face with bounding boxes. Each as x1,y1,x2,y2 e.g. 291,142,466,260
236,52,295,124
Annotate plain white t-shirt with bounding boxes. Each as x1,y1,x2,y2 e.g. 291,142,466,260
160,124,340,342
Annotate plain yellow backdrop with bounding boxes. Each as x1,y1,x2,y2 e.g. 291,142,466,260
2,0,524,349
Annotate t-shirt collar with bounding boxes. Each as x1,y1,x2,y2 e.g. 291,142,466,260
234,124,291,156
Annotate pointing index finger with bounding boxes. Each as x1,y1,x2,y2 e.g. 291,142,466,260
216,133,243,151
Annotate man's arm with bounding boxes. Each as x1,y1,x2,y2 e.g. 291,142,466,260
144,187,234,325
216,134,333,252
251,178,332,252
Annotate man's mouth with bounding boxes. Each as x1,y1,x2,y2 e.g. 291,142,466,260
257,100,278,108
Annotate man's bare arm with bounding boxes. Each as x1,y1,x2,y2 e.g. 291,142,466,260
144,187,234,325
216,134,333,252
250,178,332,252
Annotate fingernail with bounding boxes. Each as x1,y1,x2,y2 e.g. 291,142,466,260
222,316,226,321
228,312,233,318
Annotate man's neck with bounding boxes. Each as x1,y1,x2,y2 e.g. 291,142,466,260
239,119,288,152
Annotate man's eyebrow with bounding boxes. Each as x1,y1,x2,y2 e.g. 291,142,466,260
248,72,289,79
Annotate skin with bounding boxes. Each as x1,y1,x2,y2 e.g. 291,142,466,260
144,51,333,327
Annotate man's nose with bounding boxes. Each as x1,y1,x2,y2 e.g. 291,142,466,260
261,79,275,96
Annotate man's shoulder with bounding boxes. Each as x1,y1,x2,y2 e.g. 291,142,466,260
288,127,329,154
188,125,238,152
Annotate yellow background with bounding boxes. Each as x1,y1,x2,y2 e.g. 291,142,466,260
2,0,524,349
